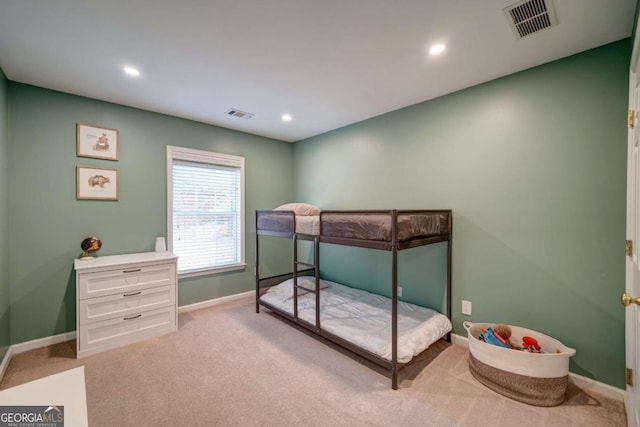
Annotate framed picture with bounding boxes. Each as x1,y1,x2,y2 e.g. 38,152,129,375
77,123,119,161
77,166,119,200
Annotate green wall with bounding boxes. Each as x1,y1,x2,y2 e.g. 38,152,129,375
0,68,9,360
1,37,632,389
7,83,294,344
293,40,630,388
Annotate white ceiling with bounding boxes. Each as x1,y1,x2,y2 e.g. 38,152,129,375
0,0,636,142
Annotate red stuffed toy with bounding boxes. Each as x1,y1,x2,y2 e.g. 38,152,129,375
522,336,541,353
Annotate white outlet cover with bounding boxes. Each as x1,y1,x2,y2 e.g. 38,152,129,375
462,300,472,316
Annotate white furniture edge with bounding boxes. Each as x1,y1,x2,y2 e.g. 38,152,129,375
452,333,625,402
73,251,178,273
0,366,88,426
178,290,253,314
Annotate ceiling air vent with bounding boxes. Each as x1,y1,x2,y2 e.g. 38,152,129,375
503,0,557,39
225,108,254,119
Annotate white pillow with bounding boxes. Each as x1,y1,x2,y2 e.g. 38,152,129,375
273,202,320,216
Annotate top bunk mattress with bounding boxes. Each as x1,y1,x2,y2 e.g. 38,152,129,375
256,211,319,235
256,209,450,242
260,277,452,363
321,211,449,242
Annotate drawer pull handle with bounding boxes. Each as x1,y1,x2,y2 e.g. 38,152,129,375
123,268,142,273
123,314,142,321
123,291,142,297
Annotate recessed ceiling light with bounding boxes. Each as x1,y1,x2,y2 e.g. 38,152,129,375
281,113,292,122
123,66,140,77
429,44,446,56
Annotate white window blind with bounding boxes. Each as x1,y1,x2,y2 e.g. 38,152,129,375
167,146,245,277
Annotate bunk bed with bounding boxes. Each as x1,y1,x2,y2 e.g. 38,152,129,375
255,206,453,389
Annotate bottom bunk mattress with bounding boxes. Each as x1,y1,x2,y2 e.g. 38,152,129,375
260,277,452,363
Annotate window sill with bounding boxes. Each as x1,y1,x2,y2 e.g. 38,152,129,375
178,263,247,279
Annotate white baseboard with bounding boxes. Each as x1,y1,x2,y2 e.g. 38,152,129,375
451,332,469,348
10,331,76,355
0,331,76,384
450,333,625,402
568,372,626,402
178,290,254,314
0,346,14,384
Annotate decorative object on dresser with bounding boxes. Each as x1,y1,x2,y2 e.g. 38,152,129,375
155,237,166,253
73,252,178,358
79,236,102,259
76,123,119,161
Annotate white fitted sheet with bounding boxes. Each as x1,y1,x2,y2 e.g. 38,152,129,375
260,278,451,363
295,215,319,235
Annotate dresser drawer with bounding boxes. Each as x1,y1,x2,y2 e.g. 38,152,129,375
78,262,176,299
78,284,175,326
78,306,176,357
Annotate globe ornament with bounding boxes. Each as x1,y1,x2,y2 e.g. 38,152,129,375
80,237,102,259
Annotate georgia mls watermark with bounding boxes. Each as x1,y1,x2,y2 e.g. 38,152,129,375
0,406,64,427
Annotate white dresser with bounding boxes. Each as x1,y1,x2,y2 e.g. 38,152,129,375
74,252,178,358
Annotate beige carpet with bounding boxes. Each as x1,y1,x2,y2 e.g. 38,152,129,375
0,297,627,426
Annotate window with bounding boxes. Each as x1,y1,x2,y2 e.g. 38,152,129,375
167,146,245,277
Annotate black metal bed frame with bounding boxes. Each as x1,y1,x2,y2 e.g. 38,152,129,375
255,209,453,389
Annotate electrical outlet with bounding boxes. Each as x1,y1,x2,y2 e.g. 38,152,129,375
462,300,472,316
398,286,403,297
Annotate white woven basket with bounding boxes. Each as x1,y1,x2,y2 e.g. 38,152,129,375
463,321,576,378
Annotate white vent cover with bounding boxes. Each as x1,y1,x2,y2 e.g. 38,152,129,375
225,108,254,119
503,0,557,39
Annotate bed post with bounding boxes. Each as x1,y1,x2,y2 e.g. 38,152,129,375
255,210,260,314
314,236,321,332
391,210,398,390
293,235,298,320
446,211,453,342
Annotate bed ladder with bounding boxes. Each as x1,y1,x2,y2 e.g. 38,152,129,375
292,235,321,331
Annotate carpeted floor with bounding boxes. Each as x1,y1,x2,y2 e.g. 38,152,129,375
0,297,627,426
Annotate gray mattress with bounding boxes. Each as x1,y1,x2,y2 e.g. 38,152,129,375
257,210,449,242
256,211,297,234
321,212,449,242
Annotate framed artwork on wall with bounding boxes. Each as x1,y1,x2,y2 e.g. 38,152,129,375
77,166,119,200
77,123,119,161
